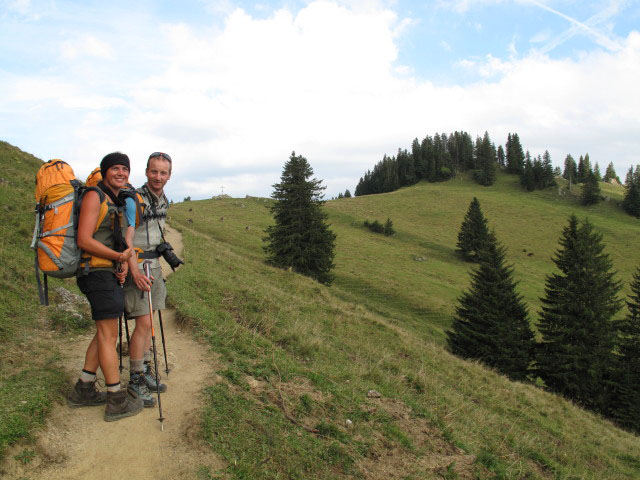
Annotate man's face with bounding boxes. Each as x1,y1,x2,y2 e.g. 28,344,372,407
146,157,171,195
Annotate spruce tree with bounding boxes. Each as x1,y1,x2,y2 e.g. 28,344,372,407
521,154,535,191
506,133,525,174
497,145,505,167
581,169,601,205
542,150,556,188
622,166,640,218
383,218,395,236
609,267,640,431
448,232,535,381
344,189,352,198
563,154,578,184
263,152,337,285
473,131,497,186
537,215,622,412
456,197,491,262
594,162,602,181
603,162,619,183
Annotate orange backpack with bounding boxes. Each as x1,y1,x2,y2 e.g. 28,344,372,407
31,160,107,305
85,166,102,187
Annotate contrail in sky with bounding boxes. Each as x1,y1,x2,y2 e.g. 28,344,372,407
527,0,624,52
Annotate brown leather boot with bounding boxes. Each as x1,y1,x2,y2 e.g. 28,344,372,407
67,379,107,407
104,388,144,422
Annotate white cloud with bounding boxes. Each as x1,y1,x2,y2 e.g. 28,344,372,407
456,54,514,77
1,1,639,200
60,35,116,60
5,0,31,14
440,40,452,51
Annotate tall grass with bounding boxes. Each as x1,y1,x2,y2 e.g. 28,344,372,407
168,173,640,479
0,142,68,460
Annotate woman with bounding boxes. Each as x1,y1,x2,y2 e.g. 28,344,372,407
67,152,143,422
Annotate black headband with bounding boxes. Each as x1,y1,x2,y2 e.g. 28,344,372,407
100,152,130,178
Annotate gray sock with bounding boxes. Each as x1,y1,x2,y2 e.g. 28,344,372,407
144,350,152,362
130,358,144,374
106,383,121,393
80,369,96,383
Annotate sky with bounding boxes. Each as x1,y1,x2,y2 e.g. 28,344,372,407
1,0,639,201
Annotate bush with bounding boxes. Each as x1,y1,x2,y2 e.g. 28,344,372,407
364,218,395,236
364,220,384,233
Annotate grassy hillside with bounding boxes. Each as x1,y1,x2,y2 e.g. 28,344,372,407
2,141,639,478
0,142,69,460
167,173,640,479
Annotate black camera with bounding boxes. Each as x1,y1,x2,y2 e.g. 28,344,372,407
156,242,184,271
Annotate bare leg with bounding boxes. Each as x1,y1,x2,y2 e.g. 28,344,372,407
82,332,99,373
129,314,151,362
96,318,120,385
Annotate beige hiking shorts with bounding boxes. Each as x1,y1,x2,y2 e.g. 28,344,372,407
124,265,167,319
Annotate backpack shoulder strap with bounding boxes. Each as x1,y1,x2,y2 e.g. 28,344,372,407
80,186,108,233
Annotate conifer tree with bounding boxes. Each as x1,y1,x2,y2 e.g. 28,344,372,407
521,154,535,191
603,162,620,183
537,215,622,412
263,152,337,285
448,232,535,381
456,197,492,262
506,133,525,174
563,154,578,184
473,131,497,186
594,162,602,181
542,150,556,188
497,145,505,167
577,154,592,183
581,169,601,205
383,218,395,236
344,189,352,198
609,267,640,431
622,166,640,218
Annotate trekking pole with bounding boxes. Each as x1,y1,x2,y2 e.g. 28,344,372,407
143,260,165,431
118,315,124,373
124,317,131,351
116,264,125,372
157,310,170,376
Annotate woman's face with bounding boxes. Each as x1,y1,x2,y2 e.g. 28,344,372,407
103,164,130,190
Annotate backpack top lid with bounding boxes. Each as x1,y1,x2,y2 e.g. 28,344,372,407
85,167,102,187
35,159,77,202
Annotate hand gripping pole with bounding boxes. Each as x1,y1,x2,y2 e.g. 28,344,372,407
143,261,165,431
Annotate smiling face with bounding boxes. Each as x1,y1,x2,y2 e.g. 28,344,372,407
145,157,172,196
103,164,130,191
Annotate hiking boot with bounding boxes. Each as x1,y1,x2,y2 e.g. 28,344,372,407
104,388,143,422
128,372,156,408
67,379,107,407
143,363,167,393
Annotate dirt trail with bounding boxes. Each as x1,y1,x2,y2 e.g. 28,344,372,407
2,226,225,480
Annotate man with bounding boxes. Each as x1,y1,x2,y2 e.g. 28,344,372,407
124,152,173,406
68,152,143,422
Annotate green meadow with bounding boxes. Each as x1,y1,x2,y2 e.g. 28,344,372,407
0,142,68,461
167,171,640,479
2,141,640,479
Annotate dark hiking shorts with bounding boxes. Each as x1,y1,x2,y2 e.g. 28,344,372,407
77,270,125,321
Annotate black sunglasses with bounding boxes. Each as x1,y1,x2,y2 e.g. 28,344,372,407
148,152,172,162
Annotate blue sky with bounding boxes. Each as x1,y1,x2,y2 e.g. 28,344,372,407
1,0,639,200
